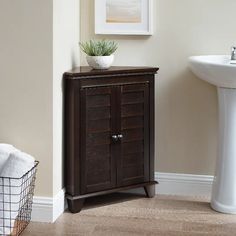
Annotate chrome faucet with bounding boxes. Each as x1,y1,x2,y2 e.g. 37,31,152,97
231,46,236,60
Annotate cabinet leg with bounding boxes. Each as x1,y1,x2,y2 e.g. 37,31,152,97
67,198,85,213
144,185,156,198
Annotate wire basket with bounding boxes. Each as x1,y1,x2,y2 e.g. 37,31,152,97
0,161,39,236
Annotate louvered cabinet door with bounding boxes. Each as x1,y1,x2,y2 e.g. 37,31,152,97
80,86,117,194
117,83,150,186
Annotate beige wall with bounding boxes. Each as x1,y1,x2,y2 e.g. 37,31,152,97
53,0,80,195
0,0,53,196
0,0,80,197
81,0,236,175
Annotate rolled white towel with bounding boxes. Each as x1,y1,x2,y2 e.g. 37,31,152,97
0,144,17,234
0,143,17,173
0,150,35,234
0,150,35,178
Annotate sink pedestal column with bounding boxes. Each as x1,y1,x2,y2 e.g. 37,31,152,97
211,87,236,214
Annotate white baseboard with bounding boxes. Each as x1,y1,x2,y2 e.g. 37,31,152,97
155,172,214,197
31,189,65,223
30,173,214,223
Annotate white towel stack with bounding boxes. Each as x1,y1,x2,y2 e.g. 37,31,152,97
0,144,17,173
1,150,35,178
0,144,35,235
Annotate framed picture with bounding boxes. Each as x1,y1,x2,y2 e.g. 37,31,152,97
95,0,153,35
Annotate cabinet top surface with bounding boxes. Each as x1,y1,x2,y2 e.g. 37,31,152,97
64,66,159,78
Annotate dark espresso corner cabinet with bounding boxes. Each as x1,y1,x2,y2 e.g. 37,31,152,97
64,66,159,213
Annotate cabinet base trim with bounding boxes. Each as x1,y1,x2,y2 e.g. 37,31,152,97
66,181,157,201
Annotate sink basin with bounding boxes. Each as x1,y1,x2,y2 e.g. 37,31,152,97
189,55,236,88
189,55,236,214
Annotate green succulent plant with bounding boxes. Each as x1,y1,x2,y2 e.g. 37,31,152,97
79,39,118,56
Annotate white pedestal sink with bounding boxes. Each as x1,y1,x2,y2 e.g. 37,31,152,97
189,55,236,214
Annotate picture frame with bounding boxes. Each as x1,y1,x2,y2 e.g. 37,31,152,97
95,0,153,35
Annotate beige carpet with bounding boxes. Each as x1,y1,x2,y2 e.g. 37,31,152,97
22,193,236,236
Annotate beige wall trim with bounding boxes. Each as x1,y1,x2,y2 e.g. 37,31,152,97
31,189,65,223
156,172,214,197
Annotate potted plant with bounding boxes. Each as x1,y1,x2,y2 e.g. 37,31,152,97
79,39,118,70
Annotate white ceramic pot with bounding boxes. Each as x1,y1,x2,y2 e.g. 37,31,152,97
86,55,114,70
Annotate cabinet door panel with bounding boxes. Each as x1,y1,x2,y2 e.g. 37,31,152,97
121,103,144,117
88,119,111,133
80,87,116,194
87,106,111,120
122,128,144,142
122,116,144,129
118,83,150,186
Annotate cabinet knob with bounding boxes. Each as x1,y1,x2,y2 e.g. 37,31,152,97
111,135,119,142
111,134,123,142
